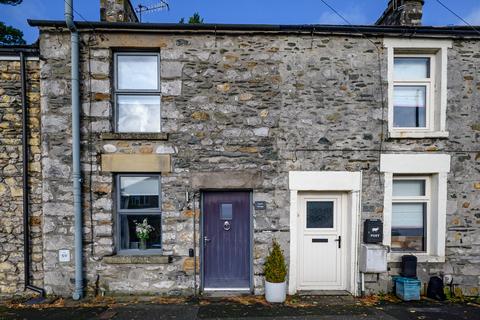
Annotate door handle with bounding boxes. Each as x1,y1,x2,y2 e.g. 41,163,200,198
204,236,211,245
334,236,341,249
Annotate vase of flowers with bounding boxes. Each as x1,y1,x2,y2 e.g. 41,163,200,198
135,218,154,250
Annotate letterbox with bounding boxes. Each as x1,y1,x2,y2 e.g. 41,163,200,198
363,219,383,243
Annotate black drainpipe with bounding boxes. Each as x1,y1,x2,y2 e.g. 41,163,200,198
20,51,45,297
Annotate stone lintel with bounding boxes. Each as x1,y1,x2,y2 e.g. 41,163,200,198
100,132,169,141
101,154,171,172
191,171,263,189
103,255,170,264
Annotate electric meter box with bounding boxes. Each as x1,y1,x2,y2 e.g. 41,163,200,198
359,244,387,273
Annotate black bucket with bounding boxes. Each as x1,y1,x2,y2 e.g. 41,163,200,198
401,255,417,278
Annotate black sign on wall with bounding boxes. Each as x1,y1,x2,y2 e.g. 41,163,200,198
363,219,383,243
254,201,266,210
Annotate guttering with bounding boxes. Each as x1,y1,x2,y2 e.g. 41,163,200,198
27,19,480,37
65,0,83,301
0,45,39,54
20,50,45,298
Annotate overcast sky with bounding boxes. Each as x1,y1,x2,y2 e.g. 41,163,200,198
2,0,480,44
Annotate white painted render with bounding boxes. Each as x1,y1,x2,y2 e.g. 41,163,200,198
380,153,451,173
380,153,451,262
288,171,362,296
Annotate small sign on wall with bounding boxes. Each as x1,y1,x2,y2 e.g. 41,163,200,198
59,249,70,262
254,201,267,210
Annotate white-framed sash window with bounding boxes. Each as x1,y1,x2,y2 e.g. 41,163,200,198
380,154,451,262
384,38,452,138
393,55,435,130
391,176,430,253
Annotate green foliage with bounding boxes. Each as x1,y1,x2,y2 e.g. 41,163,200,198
0,0,23,5
188,12,204,24
179,12,204,24
264,240,287,283
0,0,25,45
0,21,26,45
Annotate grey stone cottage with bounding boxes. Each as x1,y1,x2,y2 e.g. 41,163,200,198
0,0,479,298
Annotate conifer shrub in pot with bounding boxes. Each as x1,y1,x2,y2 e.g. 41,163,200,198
264,240,287,303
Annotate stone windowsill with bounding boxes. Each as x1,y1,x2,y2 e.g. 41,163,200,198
388,131,449,139
100,132,169,141
388,253,445,263
103,255,171,264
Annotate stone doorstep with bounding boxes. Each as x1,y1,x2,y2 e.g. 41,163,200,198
102,255,171,264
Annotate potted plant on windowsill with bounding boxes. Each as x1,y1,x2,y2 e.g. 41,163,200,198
264,240,287,303
135,218,154,250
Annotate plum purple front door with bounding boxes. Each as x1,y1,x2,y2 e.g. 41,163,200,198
202,191,251,290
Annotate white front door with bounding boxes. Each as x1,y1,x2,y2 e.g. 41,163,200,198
298,193,346,290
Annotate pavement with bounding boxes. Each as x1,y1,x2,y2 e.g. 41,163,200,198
0,295,479,320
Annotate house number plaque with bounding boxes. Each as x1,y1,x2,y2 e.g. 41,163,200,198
254,201,267,210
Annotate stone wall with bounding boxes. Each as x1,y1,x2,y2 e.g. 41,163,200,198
100,0,138,23
376,0,424,26
37,29,480,297
0,57,42,296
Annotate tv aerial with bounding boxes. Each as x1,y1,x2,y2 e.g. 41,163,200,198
136,0,170,22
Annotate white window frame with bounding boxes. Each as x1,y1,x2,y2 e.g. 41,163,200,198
380,154,451,263
393,54,435,130
391,176,430,253
384,38,452,138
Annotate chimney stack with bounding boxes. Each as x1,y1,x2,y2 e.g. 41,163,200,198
376,0,424,26
100,0,139,23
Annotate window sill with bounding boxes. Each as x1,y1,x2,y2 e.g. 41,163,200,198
388,131,449,139
103,255,172,264
101,132,169,141
388,253,445,263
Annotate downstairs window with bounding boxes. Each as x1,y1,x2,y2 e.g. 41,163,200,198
116,174,162,254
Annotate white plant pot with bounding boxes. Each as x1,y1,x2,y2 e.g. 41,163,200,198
265,280,286,303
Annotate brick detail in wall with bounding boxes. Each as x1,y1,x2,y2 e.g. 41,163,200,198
0,59,42,296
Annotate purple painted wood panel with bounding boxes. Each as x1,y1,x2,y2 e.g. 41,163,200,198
203,191,250,289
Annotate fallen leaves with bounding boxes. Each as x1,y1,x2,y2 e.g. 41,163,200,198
6,297,65,309
284,296,317,308
358,295,380,306
151,296,187,305
358,294,401,306
223,295,270,306
78,296,117,308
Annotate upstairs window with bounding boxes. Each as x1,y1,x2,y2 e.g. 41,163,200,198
114,53,161,132
384,38,452,138
393,56,433,129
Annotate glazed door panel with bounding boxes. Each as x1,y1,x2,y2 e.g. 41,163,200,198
298,193,346,290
